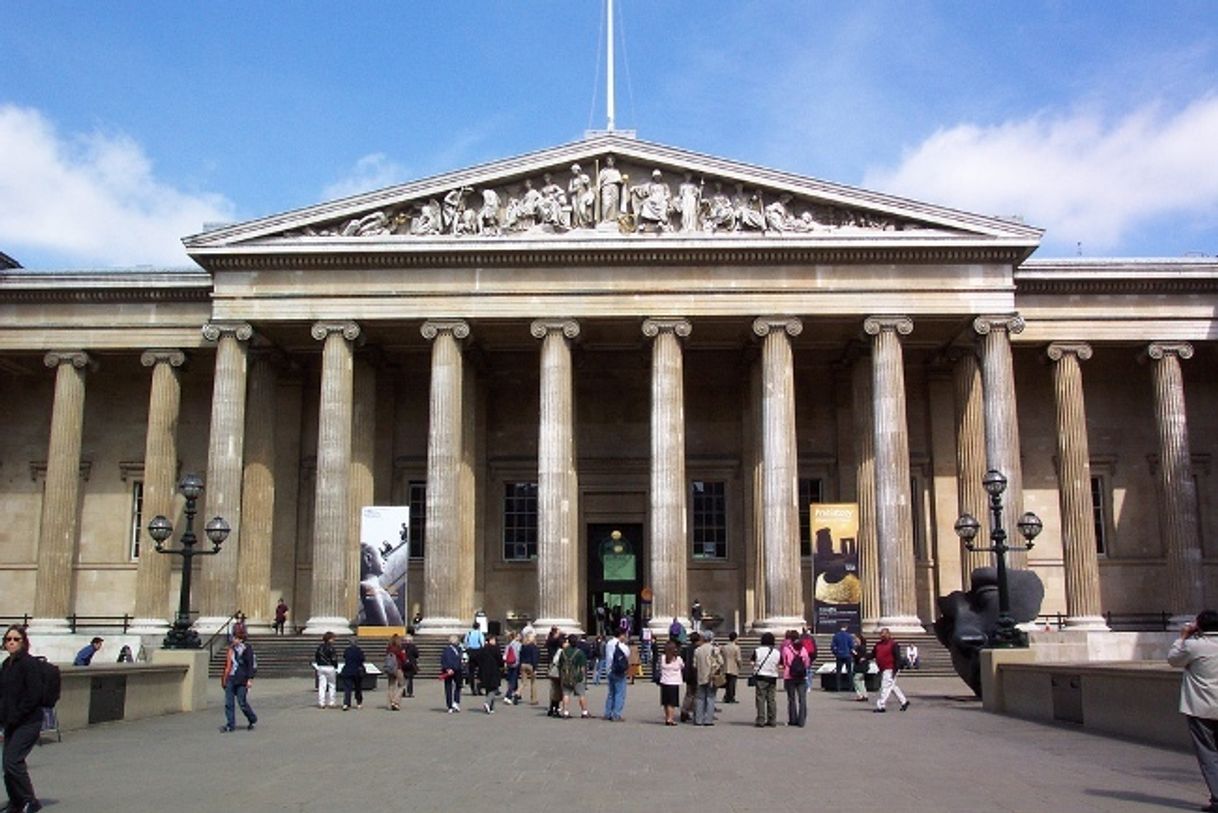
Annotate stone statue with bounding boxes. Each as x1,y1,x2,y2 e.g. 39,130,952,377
340,210,398,237
676,173,702,233
631,169,673,232
765,194,793,232
539,173,572,230
597,156,624,222
477,189,501,235
933,566,1045,697
410,200,443,235
733,184,765,231
442,187,473,235
705,182,735,232
569,163,595,228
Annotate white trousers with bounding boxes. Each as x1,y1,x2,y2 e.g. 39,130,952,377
317,665,338,706
877,669,906,710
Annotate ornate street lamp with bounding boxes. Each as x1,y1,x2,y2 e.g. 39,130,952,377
146,474,230,649
954,469,1043,648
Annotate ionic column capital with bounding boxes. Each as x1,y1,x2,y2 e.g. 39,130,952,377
973,314,1025,336
1147,342,1194,361
140,349,186,368
752,316,802,338
202,321,253,342
1047,342,1093,362
310,321,361,342
642,318,691,338
421,319,470,341
43,350,93,370
863,315,913,336
530,319,581,340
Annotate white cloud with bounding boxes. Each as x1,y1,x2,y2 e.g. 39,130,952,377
863,96,1218,253
0,105,234,267
322,153,411,201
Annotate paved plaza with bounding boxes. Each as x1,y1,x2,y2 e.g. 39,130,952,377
24,676,1203,812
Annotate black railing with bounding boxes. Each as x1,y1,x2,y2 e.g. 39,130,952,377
1033,612,1173,632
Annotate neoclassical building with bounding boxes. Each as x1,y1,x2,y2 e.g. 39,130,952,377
1,134,1214,636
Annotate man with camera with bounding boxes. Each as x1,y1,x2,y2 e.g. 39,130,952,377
1169,610,1218,812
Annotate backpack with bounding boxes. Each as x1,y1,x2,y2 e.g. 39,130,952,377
786,648,807,681
505,645,518,667
709,647,726,688
558,650,583,688
384,651,399,674
31,656,61,708
610,642,629,677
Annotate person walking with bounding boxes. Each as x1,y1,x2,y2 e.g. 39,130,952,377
872,628,910,713
1168,609,1218,812
721,632,741,703
339,638,366,711
781,630,810,727
520,632,539,705
603,628,630,721
220,628,258,732
851,633,871,702
273,598,289,635
559,634,590,719
402,634,420,698
313,631,339,708
679,632,701,722
751,631,781,727
1,625,44,812
479,634,504,714
546,636,568,718
658,639,684,726
692,631,721,726
502,632,522,704
831,624,855,692
463,622,485,695
384,634,406,710
690,599,703,633
591,634,606,686
440,635,464,713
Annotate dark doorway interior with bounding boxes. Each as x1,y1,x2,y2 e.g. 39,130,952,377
586,523,644,635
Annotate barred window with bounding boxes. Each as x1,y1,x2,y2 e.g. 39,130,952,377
503,482,539,561
691,480,727,560
798,478,825,558
408,480,427,559
129,480,144,561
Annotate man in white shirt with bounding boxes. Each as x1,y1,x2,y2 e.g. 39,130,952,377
603,629,630,721
1168,609,1218,812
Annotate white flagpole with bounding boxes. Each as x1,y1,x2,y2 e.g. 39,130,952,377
606,0,616,131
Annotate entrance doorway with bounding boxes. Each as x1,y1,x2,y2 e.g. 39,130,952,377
586,523,644,635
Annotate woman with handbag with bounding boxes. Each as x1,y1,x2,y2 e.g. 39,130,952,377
657,639,684,726
751,631,781,727
384,634,406,710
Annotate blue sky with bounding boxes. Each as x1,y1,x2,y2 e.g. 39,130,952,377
2,2,1216,267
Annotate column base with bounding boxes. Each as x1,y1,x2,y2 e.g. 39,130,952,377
25,618,72,635
126,618,171,636
303,616,353,636
751,615,807,634
532,618,584,636
412,617,472,637
1063,615,1110,631
875,615,926,634
193,616,240,639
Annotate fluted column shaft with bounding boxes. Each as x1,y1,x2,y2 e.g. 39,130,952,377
851,354,881,630
752,317,804,630
197,323,251,628
131,350,185,631
1048,343,1107,628
952,350,991,585
345,357,377,619
236,351,279,630
865,317,921,632
975,315,1028,567
304,322,359,634
644,318,691,631
1149,342,1204,621
32,352,91,630
417,321,473,634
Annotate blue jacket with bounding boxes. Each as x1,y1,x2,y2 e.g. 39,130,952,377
73,644,98,666
831,630,855,659
340,643,365,677
440,643,464,677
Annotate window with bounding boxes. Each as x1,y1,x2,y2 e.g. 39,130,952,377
503,482,538,561
691,480,727,560
911,475,927,561
798,478,825,558
407,480,427,559
1091,475,1108,556
129,480,144,561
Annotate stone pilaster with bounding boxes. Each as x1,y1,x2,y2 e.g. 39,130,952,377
416,320,474,635
236,350,280,632
1047,343,1107,629
30,351,92,633
196,322,252,632
304,321,360,634
851,354,881,631
1148,342,1204,622
952,349,991,586
864,317,921,632
643,318,692,632
974,315,1028,567
752,317,805,631
531,319,582,632
130,349,185,633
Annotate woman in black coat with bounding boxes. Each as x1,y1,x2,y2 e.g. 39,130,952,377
478,635,503,713
1,625,44,812
340,640,366,710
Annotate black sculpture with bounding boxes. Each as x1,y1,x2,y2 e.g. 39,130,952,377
933,567,1045,696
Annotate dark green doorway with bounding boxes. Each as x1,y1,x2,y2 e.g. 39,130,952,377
586,523,644,635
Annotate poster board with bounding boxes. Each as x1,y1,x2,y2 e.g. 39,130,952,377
357,506,410,628
810,503,861,633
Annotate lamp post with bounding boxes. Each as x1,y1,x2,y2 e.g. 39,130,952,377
953,469,1043,648
146,473,231,649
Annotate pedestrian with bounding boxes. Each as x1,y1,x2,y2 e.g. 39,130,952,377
679,631,700,722
596,602,607,636
831,624,855,692
751,631,781,727
440,635,464,713
591,634,606,685
232,612,247,640
73,636,104,666
693,631,721,726
799,626,818,691
220,628,258,732
851,633,870,702
781,629,810,727
1,625,44,812
668,616,685,642
657,639,684,726
503,632,522,704
628,637,642,684
274,598,289,635
604,628,630,721
547,636,567,717
520,632,539,705
872,627,910,713
384,633,406,710
1168,609,1218,812
690,598,703,633
721,631,741,703
340,638,366,711
402,633,420,698
641,626,653,667
560,634,590,719
463,621,484,695
313,631,339,708
479,634,503,713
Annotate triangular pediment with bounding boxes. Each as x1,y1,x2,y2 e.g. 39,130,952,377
184,134,1041,255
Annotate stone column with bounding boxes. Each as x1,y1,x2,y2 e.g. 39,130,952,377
864,317,922,632
416,320,474,635
345,356,377,620
130,349,185,634
974,315,1028,567
1047,343,1108,629
952,349,991,585
752,317,805,631
531,319,582,632
643,318,692,632
196,322,252,632
236,350,279,632
851,353,881,631
1148,342,1204,623
304,321,360,634
30,351,92,633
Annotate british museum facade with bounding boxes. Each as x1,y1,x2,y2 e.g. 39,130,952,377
1,133,1215,636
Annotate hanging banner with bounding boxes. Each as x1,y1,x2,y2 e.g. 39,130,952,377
810,502,861,634
358,506,411,628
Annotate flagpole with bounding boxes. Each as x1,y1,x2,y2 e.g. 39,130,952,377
606,0,616,131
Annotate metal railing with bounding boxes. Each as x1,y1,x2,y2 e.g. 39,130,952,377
1034,611,1173,632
